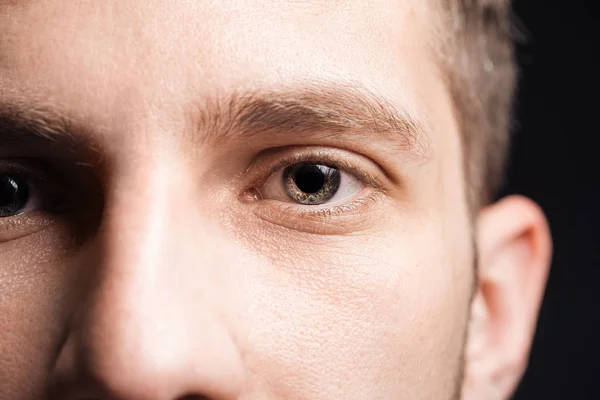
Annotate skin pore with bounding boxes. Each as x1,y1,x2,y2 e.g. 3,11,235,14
0,1,551,399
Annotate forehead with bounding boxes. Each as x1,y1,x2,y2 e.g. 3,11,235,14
0,0,439,118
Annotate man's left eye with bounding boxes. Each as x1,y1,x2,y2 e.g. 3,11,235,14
258,162,366,206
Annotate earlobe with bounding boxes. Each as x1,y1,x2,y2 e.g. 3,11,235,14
462,195,552,400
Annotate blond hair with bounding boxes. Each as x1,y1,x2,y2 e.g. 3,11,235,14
435,0,517,209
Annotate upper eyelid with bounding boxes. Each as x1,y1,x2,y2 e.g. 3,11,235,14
0,160,45,183
0,158,88,207
245,147,391,192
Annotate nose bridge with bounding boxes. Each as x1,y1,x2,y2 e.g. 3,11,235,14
52,159,246,399
104,158,178,284
99,157,233,318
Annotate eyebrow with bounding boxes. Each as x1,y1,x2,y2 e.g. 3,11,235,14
0,103,76,142
0,82,430,159
198,83,430,158
0,101,99,161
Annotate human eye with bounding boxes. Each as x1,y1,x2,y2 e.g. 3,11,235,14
0,159,100,241
240,147,390,234
0,161,59,218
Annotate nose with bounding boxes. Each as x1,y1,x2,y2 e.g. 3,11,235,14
50,164,246,400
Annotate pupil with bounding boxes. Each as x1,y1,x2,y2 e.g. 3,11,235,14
293,164,326,194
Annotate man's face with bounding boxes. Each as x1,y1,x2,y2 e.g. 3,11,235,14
0,1,547,399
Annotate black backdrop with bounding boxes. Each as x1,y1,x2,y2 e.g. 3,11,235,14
505,1,599,398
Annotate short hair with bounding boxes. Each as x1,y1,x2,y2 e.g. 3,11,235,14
433,0,517,210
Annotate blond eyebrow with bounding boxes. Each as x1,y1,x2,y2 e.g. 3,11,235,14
195,83,431,158
0,83,430,159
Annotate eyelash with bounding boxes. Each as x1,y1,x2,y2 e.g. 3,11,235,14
266,190,383,218
247,148,388,192
0,161,38,181
0,159,79,217
242,147,389,218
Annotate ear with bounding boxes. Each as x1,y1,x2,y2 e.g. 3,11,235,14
461,195,552,400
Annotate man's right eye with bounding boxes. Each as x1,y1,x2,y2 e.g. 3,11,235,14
0,159,102,243
0,172,30,217
0,160,78,220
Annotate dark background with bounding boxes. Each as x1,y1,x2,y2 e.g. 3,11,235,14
505,1,599,398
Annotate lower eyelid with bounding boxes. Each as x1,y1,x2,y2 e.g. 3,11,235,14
254,189,381,218
306,190,380,214
0,213,54,242
245,190,386,235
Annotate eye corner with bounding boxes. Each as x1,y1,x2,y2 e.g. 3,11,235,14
239,188,262,204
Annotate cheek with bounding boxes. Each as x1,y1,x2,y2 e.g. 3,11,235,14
0,225,81,398
236,220,473,398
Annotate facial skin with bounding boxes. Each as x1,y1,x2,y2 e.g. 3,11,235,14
0,1,551,399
